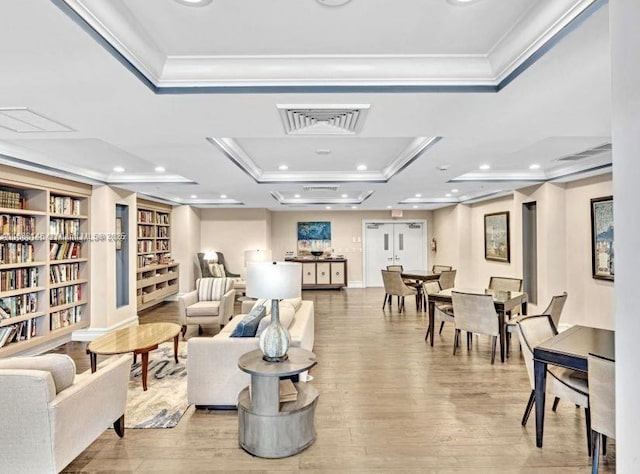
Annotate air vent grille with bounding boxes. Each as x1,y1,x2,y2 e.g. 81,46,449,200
277,104,369,135
557,142,612,162
303,185,340,192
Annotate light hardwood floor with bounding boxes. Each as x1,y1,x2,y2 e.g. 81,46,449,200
58,288,615,473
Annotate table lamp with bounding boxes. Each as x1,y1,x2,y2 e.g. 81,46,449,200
245,261,301,362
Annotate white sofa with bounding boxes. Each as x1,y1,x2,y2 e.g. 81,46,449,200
187,299,314,409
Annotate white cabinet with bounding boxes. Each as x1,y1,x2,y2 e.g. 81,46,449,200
287,259,348,289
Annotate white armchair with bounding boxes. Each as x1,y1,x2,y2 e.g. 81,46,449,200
0,353,130,473
178,277,236,337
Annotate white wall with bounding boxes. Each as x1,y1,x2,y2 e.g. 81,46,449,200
171,205,201,293
611,1,640,469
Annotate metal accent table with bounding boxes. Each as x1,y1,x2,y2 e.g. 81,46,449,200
237,348,318,458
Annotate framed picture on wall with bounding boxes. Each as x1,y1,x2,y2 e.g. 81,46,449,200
591,196,614,281
484,211,510,262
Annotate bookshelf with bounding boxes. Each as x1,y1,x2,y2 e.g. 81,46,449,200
0,168,91,356
136,200,179,311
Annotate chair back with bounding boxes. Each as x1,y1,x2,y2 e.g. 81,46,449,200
381,270,414,296
386,265,403,272
542,292,568,332
423,280,441,296
451,291,499,337
516,315,556,390
438,270,457,290
488,276,523,292
197,252,214,278
432,265,452,274
196,277,234,301
587,353,615,439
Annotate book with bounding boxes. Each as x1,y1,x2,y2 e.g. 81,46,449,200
279,379,298,403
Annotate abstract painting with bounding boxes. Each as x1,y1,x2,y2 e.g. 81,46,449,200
591,196,614,281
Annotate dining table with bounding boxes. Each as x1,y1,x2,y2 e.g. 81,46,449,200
533,325,615,448
401,270,440,311
426,287,528,363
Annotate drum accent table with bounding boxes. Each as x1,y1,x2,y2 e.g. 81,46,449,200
237,348,318,458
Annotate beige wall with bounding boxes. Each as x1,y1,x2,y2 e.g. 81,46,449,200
171,205,201,293
432,175,614,329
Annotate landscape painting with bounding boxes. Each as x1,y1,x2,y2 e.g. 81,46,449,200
591,196,614,281
484,211,510,263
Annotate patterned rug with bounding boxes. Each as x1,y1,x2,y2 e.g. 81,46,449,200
124,341,188,428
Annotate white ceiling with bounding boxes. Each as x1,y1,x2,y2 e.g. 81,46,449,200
0,0,611,210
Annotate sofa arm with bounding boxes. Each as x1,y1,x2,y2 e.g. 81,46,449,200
219,289,236,326
241,300,257,314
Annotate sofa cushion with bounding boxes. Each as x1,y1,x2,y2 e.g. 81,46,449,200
281,297,302,312
256,301,296,336
230,305,267,337
0,354,76,394
187,300,220,316
197,277,232,301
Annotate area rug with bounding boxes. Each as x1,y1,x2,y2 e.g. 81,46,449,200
124,341,189,429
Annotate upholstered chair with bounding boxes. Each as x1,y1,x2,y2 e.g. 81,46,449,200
0,354,130,473
438,269,456,290
588,353,615,473
451,291,500,364
386,265,421,308
381,269,417,313
196,252,246,296
432,264,453,274
423,280,455,341
178,277,236,337
488,276,523,292
517,315,591,455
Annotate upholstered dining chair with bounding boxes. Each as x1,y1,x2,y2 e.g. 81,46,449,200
387,264,421,308
432,264,453,274
451,291,500,364
488,276,523,292
516,315,591,455
438,269,456,290
381,269,417,313
588,353,615,473
423,280,455,341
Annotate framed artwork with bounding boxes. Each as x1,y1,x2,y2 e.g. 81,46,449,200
115,217,123,250
297,221,331,255
591,196,614,281
484,211,510,262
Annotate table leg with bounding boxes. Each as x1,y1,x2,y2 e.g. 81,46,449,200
173,334,179,364
427,300,435,346
88,351,97,373
141,351,149,391
499,312,505,363
534,359,547,448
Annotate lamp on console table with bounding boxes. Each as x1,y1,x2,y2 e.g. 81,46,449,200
245,261,301,362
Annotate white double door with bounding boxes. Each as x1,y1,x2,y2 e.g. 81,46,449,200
364,221,426,287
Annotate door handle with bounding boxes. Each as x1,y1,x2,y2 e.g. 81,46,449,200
387,257,393,261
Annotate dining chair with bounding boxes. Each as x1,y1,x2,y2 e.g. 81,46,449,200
516,315,591,455
387,265,421,308
423,281,455,341
588,353,615,473
438,269,456,290
488,276,523,292
451,291,500,364
381,270,417,313
432,265,453,274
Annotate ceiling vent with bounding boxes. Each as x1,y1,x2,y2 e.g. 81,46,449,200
556,142,612,162
277,104,370,135
303,185,340,192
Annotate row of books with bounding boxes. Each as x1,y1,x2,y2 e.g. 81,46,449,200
138,241,154,253
0,267,39,292
1,214,36,235
0,318,37,347
138,254,157,268
49,241,81,260
49,196,81,216
50,284,82,307
0,188,23,210
156,213,170,225
137,210,154,223
49,219,81,237
0,242,35,265
49,263,80,284
0,293,38,318
51,306,82,330
157,227,168,238
137,225,155,238
156,240,170,251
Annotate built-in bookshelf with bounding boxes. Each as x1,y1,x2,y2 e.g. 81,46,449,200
136,200,178,310
0,167,91,356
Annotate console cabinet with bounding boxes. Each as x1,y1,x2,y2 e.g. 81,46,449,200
287,258,347,290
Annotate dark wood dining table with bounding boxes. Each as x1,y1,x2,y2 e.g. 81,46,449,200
533,325,615,448
401,270,440,311
426,287,528,363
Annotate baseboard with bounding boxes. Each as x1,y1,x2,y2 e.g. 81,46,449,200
347,281,364,288
71,315,139,341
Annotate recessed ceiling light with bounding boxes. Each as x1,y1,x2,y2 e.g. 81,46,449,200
451,188,459,193
529,164,541,170
220,194,227,199
341,194,348,198
357,164,367,171
316,0,352,6
174,0,213,6
446,193,452,197
316,149,332,155
386,205,392,209
278,165,289,171
438,164,450,171
190,194,197,199
113,166,125,173
447,0,481,5
154,166,165,172
325,206,332,210
294,194,301,198
479,164,491,170
415,193,422,198
412,205,419,209
351,206,357,209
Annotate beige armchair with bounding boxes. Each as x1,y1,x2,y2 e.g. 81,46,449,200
178,277,236,336
0,353,130,473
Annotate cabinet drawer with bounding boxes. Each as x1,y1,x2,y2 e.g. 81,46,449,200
316,263,331,284
330,262,346,285
302,263,316,285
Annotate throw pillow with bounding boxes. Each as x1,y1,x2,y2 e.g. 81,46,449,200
281,297,302,312
0,354,76,393
230,305,267,337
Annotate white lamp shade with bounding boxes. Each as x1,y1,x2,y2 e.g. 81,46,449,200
203,251,217,262
246,261,301,300
243,249,273,266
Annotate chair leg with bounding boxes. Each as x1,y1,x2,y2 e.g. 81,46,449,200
438,321,445,335
602,435,607,456
113,414,125,438
490,335,497,365
467,332,472,350
383,293,388,309
552,397,560,412
585,407,592,457
522,390,535,426
198,325,203,335
425,323,431,341
400,296,405,313
453,329,460,355
592,431,600,474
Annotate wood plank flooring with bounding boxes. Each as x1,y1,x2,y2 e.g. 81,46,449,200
56,288,615,473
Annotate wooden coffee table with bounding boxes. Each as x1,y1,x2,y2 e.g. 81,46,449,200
87,322,181,391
